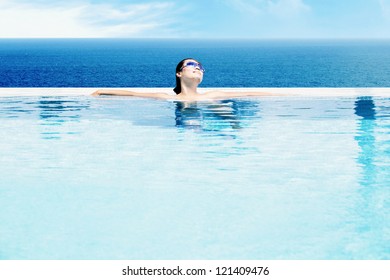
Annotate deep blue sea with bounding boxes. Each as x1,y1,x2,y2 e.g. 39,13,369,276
1,39,390,87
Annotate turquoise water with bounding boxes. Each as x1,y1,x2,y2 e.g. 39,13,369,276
0,95,390,259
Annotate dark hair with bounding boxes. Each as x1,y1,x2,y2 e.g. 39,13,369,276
173,58,199,95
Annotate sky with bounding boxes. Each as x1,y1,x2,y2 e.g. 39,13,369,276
0,0,390,38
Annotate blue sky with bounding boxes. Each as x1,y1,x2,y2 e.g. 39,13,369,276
0,0,390,38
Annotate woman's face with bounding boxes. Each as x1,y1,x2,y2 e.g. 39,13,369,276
177,59,204,84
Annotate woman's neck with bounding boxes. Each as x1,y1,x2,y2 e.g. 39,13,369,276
179,82,198,96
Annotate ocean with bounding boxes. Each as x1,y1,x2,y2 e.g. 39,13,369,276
1,39,390,88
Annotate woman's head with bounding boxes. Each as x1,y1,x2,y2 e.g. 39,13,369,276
173,58,204,94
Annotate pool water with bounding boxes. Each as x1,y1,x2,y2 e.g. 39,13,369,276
0,95,389,259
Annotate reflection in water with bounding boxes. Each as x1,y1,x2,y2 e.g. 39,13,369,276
38,97,90,139
354,97,376,120
354,96,376,185
353,96,390,258
0,98,34,119
174,99,260,132
353,96,380,255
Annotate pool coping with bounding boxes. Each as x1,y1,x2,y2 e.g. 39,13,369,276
1,87,390,97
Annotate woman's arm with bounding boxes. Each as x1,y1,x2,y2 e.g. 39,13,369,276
92,89,173,99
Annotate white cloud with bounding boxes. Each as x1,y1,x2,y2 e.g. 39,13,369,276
78,2,178,37
0,1,179,38
224,0,311,17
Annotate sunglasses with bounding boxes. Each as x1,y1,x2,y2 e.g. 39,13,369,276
180,61,205,73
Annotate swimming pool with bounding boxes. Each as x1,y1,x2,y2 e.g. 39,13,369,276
1,89,389,260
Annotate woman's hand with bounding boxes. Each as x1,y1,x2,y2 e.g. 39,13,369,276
91,90,101,96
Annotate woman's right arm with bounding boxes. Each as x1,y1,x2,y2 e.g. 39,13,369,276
92,89,173,99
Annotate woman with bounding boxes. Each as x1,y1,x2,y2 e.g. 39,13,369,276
92,58,274,101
